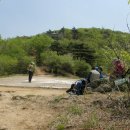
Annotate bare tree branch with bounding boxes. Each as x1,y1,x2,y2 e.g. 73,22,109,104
126,13,130,33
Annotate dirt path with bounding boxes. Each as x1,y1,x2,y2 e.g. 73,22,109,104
0,86,68,130
0,86,66,96
0,76,128,130
0,75,77,130
0,74,77,89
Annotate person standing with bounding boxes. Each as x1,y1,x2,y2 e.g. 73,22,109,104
27,62,35,83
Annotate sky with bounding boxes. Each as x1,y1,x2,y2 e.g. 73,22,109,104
0,0,130,38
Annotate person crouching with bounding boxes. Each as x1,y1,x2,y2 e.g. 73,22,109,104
66,79,86,95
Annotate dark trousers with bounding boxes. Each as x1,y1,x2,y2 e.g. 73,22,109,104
28,71,33,82
66,84,75,93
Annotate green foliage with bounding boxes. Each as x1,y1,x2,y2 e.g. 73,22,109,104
41,51,91,76
16,56,34,74
0,27,130,76
50,39,69,55
59,55,74,74
68,40,97,66
56,124,65,130
41,51,61,73
120,50,130,68
72,27,78,39
0,38,27,59
74,60,91,77
41,51,74,74
0,55,18,75
26,34,53,65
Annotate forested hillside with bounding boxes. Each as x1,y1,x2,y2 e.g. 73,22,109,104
0,27,130,77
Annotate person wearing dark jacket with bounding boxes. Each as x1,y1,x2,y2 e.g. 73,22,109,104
66,79,86,95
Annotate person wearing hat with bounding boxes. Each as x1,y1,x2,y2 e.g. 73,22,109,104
27,62,35,83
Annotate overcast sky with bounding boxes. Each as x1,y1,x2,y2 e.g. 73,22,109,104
0,0,130,38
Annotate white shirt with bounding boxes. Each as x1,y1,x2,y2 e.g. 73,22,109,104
90,70,100,82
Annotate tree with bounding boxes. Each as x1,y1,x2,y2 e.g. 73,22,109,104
29,34,53,65
68,41,97,66
59,27,65,38
72,27,78,39
50,39,69,55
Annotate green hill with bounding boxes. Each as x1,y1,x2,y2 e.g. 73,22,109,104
0,27,130,77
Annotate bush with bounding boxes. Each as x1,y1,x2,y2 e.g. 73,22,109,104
41,51,61,73
59,55,74,74
41,51,75,74
41,51,91,77
16,56,34,74
0,55,18,75
74,60,91,77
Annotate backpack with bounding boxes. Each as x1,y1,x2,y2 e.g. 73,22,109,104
112,59,125,77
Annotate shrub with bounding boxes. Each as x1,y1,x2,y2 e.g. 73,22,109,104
74,60,91,77
59,55,74,74
16,56,34,74
41,51,61,73
41,51,75,74
0,55,18,75
41,51,91,77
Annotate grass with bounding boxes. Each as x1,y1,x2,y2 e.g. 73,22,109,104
68,104,83,115
81,112,99,129
56,124,65,130
49,92,130,130
51,95,64,103
55,115,68,130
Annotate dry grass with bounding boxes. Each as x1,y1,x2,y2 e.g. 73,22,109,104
48,92,130,130
0,88,130,130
